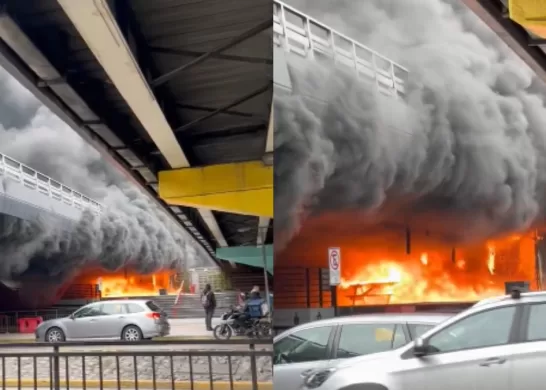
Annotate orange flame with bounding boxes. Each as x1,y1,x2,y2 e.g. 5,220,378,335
75,269,179,298
337,234,536,306
99,272,177,297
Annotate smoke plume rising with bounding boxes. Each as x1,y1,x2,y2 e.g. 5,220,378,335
275,0,546,250
0,67,213,282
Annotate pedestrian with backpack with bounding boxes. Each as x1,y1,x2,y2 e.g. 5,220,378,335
201,284,216,331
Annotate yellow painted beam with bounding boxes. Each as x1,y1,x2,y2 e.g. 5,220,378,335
159,161,273,217
509,0,546,38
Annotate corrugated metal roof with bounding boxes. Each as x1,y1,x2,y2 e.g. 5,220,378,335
130,0,272,166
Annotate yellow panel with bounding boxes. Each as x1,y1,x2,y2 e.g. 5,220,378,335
509,0,546,38
159,161,272,198
158,160,273,217
168,188,273,218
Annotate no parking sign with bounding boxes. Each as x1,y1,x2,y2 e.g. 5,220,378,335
328,247,341,286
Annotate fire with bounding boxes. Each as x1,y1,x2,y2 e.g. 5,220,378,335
487,243,496,275
337,233,537,306
99,273,177,297
75,268,179,298
420,253,428,266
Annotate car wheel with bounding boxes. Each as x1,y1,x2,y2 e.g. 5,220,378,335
122,325,142,341
45,327,65,343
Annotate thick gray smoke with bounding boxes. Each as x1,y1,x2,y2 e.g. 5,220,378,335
275,0,546,249
0,67,213,281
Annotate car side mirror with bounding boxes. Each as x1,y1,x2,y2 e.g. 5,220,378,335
276,353,291,364
69,314,75,320
413,338,430,357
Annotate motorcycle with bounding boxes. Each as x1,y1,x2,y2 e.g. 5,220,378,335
213,306,271,340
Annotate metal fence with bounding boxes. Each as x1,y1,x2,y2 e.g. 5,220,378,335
0,309,76,334
0,339,272,389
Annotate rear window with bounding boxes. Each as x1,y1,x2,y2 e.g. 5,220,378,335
146,301,162,312
125,303,145,314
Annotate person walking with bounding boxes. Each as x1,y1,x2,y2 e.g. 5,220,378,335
201,284,216,331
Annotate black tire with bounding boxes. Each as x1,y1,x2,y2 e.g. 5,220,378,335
213,324,232,340
45,327,65,343
121,325,143,342
257,321,272,339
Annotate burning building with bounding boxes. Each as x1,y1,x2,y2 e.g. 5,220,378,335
275,211,545,327
273,0,546,327
73,266,180,298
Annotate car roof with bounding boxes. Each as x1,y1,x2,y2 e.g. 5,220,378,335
90,299,151,305
474,291,546,308
277,312,452,337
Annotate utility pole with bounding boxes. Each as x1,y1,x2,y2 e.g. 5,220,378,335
259,226,272,320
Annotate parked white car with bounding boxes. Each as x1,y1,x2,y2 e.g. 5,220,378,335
35,299,170,342
302,290,546,390
273,312,451,389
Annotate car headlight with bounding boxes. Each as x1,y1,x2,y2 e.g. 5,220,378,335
303,368,337,389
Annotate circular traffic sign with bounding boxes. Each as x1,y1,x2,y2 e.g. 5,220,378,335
330,250,339,270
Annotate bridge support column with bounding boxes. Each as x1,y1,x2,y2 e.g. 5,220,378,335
158,161,273,217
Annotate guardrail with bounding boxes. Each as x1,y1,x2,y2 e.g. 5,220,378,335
0,152,103,215
273,0,409,99
0,339,272,389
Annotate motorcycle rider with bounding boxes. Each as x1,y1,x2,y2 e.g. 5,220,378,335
249,285,261,299
234,286,266,331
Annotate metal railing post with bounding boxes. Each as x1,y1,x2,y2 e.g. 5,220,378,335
52,345,60,390
249,343,258,390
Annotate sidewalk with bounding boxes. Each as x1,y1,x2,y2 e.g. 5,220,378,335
169,317,221,337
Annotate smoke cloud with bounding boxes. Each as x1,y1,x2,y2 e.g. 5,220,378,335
275,0,546,249
0,67,213,282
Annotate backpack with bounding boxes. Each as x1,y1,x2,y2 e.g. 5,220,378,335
247,298,264,318
201,292,209,308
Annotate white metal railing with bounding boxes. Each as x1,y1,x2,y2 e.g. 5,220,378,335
274,0,409,99
0,152,103,215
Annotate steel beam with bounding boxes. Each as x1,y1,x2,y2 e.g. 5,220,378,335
174,84,271,133
175,103,265,120
150,46,272,65
529,38,546,46
185,124,267,140
151,18,271,87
